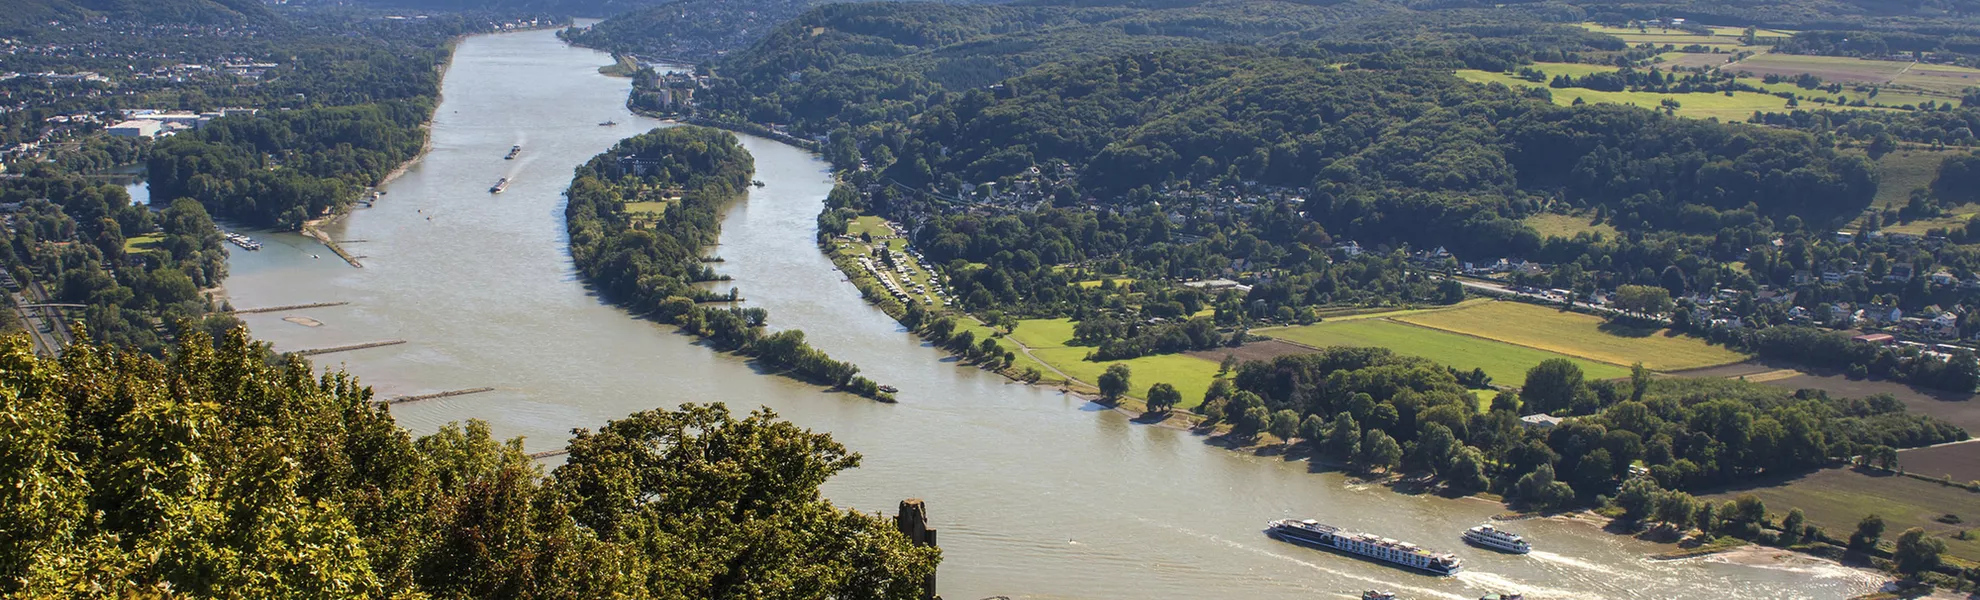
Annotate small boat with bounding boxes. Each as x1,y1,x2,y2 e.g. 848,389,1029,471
751,180,766,187
505,145,521,159
1363,592,1397,600
878,385,899,393
598,120,617,126
489,178,509,194
1463,524,1531,554
1479,595,1524,600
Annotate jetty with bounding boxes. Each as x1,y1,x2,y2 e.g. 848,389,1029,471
528,448,570,459
228,301,349,315
295,340,406,356
378,387,496,405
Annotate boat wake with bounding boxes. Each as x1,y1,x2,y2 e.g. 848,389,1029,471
1525,550,1632,579
1453,569,1590,600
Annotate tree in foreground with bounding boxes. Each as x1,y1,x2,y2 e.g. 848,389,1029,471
0,329,938,599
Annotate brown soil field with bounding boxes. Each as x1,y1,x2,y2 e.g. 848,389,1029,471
1187,339,1314,363
1759,372,1980,433
1664,360,1780,379
1897,441,1980,484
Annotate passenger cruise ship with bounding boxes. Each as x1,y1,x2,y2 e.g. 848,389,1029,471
1265,519,1462,575
1462,524,1531,554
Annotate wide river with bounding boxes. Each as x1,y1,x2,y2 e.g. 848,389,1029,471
221,28,1878,600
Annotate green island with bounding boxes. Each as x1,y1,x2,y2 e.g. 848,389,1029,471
567,126,896,401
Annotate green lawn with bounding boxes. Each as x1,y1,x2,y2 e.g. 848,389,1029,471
1008,318,1078,350
1265,318,1632,387
1396,301,1750,371
1000,317,1223,408
1029,345,1225,409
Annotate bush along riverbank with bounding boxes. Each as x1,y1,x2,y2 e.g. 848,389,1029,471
567,126,895,401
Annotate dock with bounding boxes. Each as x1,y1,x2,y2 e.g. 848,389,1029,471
228,301,349,315
528,448,570,459
378,387,496,405
295,340,406,356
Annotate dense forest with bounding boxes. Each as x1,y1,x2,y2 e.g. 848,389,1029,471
148,100,434,229
0,328,938,598
566,126,895,400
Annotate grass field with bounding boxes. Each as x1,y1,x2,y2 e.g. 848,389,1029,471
624,200,670,216
1075,278,1135,289
1869,149,1957,210
1525,212,1619,239
847,215,895,238
1264,317,1631,387
1707,466,1980,562
1395,301,1750,371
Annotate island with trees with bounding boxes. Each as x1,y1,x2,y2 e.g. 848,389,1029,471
566,125,896,401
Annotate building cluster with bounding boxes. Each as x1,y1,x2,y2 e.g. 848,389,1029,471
107,107,259,138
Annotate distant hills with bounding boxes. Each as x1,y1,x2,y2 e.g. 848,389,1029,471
0,0,277,28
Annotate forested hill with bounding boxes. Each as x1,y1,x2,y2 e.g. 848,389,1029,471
563,0,1015,64
685,2,1874,256
883,49,1876,256
0,0,278,28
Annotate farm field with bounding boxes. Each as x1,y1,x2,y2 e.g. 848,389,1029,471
1706,466,1980,563
1726,53,1913,85
1395,300,1750,371
1263,316,1631,387
1458,69,1795,120
1654,51,1740,69
1897,441,1980,484
1525,212,1619,239
1758,371,1980,433
1900,63,1980,95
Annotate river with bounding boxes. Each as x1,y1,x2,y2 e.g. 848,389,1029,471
217,28,1879,600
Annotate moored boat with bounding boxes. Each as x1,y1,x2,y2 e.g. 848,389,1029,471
1264,519,1462,576
1463,524,1531,554
878,384,899,393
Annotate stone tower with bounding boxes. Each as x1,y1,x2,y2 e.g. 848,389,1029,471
896,498,938,600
